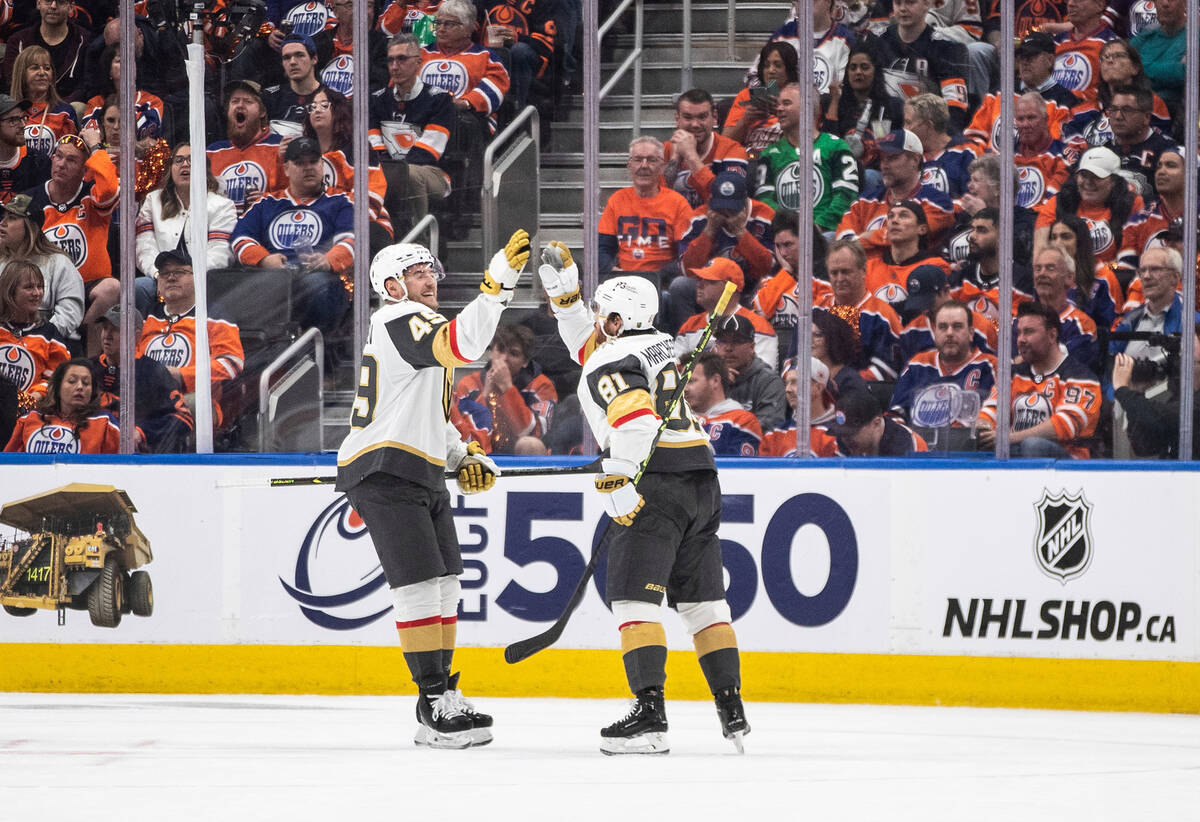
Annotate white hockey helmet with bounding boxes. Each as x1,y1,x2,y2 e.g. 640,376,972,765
592,275,659,332
369,242,444,302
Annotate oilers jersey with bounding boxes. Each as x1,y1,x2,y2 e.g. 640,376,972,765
207,132,288,216
890,349,998,421
419,43,510,132
231,188,356,272
26,149,118,284
696,398,762,456
0,320,69,395
755,133,858,231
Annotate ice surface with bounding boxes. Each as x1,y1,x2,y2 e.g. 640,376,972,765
1,694,1197,821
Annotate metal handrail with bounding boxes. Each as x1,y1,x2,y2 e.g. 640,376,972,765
727,0,737,60
481,104,540,257
682,0,692,90
258,327,324,453
597,0,644,137
401,213,440,254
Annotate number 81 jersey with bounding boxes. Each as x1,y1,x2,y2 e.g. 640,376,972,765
578,329,715,474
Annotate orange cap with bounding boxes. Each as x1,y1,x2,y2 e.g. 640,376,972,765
690,257,744,291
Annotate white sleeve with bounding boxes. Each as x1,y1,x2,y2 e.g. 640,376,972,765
552,299,595,364
446,291,509,363
445,421,468,470
135,194,159,277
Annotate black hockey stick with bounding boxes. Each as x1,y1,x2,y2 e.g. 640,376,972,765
504,281,738,664
257,458,607,487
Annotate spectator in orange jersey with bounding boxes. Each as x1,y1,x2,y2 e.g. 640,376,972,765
864,200,952,312
712,313,787,432
0,94,49,204
1035,146,1143,266
598,136,693,281
302,86,393,249
26,128,120,331
0,259,68,416
683,351,762,456
5,357,118,454
722,41,797,159
751,212,827,358
760,357,840,458
663,88,749,208
136,250,244,428
453,324,557,455
2,1,90,102
1051,0,1119,106
831,387,928,457
420,0,510,130
1013,92,1071,211
481,0,558,112
9,45,78,156
206,80,286,217
674,257,778,372
979,300,1101,458
1121,147,1186,277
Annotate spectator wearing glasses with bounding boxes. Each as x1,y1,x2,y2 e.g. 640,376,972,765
419,0,510,133
4,357,119,454
134,142,237,314
1096,85,1178,200
1068,39,1171,147
25,125,120,330
369,34,456,225
1,0,90,103
9,44,78,156
264,33,326,130
0,94,50,204
1110,246,1198,363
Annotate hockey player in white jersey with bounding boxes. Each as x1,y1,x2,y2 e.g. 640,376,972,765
336,230,531,749
537,242,750,754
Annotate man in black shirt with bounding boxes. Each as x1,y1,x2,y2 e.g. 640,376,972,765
0,95,48,202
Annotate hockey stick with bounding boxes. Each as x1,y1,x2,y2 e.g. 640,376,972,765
504,281,738,664
229,458,609,488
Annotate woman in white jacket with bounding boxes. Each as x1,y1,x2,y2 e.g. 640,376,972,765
134,142,237,312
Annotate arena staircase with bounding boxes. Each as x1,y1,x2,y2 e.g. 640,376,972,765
321,1,790,450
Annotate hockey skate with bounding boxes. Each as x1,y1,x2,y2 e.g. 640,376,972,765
600,687,669,755
413,687,474,749
445,672,493,746
714,687,750,754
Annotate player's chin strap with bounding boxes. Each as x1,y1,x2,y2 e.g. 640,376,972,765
504,281,739,665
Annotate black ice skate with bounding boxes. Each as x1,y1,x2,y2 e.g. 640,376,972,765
714,687,750,754
600,687,669,755
446,672,493,746
414,686,474,749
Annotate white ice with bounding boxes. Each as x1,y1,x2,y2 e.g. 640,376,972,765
1,694,1197,821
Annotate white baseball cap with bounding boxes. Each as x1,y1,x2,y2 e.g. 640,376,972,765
1077,146,1121,179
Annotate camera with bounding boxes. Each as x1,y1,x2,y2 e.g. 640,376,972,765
1108,331,1181,386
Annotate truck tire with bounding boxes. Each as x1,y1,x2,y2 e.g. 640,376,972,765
87,557,123,628
2,604,35,617
129,571,153,617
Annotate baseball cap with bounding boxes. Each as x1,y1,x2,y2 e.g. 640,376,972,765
690,257,745,291
284,136,323,162
225,78,263,102
833,388,882,436
281,33,318,56
1077,146,1121,178
1015,31,1056,56
714,313,755,344
891,199,928,226
154,249,193,271
810,357,830,390
0,94,30,118
709,170,748,211
100,304,144,335
3,193,41,231
904,264,949,312
877,129,923,155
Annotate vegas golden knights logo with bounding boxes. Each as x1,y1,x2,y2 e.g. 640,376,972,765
1032,489,1094,583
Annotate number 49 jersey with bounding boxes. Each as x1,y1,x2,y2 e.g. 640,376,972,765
572,324,715,474
336,294,505,492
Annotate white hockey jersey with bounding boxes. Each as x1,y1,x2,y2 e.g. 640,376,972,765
336,294,506,491
554,301,714,474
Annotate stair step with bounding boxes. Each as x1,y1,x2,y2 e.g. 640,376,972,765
548,120,675,154
637,2,790,35
600,61,750,97
608,33,764,63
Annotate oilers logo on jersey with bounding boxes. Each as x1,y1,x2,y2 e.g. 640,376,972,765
144,332,194,370
773,163,805,212
46,224,86,266
920,166,951,194
24,124,53,156
321,56,355,97
220,161,269,206
1016,166,1046,209
813,53,832,94
1053,52,1092,93
911,383,958,428
1013,389,1054,431
420,61,470,97
1127,0,1158,37
284,2,330,37
269,210,324,251
0,344,35,391
1084,217,1114,255
25,424,78,454
874,282,908,306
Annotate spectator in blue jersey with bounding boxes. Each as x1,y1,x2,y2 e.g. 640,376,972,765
832,387,928,456
231,136,355,336
683,350,762,456
1026,245,1100,372
903,93,977,200
891,299,998,424
369,34,456,226
712,313,787,433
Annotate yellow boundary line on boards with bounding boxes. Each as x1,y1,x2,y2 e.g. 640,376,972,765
1,644,1197,714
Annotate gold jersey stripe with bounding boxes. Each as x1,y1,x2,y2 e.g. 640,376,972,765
432,324,472,370
337,439,446,468
397,623,444,653
620,622,667,653
694,623,737,657
606,389,655,427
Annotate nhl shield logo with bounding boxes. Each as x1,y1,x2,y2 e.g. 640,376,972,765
1032,489,1094,583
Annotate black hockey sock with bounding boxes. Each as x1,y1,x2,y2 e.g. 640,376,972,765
694,624,741,693
403,650,447,692
620,622,667,693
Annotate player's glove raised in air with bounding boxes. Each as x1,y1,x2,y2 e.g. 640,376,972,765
456,441,501,494
537,241,581,310
594,458,643,526
481,228,532,304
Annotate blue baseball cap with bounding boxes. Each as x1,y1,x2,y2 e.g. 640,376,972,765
281,33,318,57
877,129,923,155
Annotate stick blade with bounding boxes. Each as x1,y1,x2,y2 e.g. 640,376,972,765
504,624,563,664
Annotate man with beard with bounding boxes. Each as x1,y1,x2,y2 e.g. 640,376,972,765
891,299,997,423
1120,147,1186,293
950,208,1034,329
207,80,287,217
661,88,749,209
0,94,48,203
